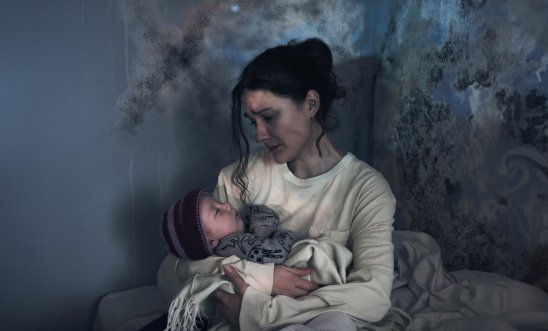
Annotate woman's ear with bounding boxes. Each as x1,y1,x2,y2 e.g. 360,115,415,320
305,90,320,117
210,239,219,249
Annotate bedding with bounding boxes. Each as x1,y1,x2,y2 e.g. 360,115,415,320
93,231,548,331
391,231,548,330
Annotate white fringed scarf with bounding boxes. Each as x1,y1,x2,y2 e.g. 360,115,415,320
164,237,353,331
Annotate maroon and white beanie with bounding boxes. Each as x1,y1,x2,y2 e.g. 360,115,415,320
161,188,212,260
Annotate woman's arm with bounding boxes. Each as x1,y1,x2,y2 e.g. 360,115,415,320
212,265,250,328
212,264,319,328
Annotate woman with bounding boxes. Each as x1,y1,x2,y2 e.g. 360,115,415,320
157,38,396,330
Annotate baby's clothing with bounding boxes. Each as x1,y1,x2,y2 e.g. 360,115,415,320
213,205,297,264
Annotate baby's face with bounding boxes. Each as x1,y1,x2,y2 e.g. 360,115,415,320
199,194,245,247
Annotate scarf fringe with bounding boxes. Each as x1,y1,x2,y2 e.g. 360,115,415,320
164,296,207,331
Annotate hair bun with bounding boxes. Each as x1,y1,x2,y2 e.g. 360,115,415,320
292,38,334,73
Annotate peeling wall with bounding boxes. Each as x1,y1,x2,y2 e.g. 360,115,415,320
374,0,548,285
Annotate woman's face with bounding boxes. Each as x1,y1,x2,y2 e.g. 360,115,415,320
242,89,317,164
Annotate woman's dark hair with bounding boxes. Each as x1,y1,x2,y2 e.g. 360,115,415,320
231,38,346,201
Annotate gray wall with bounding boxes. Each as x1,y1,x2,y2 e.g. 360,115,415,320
0,1,187,330
0,1,393,330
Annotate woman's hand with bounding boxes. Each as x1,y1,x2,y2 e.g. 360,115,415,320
272,265,319,298
213,265,249,327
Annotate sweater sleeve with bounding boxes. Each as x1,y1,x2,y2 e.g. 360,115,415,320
239,178,396,330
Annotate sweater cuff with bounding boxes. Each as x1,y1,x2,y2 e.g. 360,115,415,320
239,286,271,331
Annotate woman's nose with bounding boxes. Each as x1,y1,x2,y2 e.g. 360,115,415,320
255,121,269,143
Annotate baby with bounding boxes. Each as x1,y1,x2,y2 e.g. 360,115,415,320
161,188,298,264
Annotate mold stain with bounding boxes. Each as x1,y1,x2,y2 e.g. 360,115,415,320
117,4,213,135
436,33,466,64
377,0,548,281
459,0,487,16
498,88,548,154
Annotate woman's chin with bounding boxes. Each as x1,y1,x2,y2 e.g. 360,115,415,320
270,151,288,164
266,146,284,162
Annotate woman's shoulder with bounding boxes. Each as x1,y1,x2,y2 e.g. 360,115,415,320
341,153,382,178
342,153,394,196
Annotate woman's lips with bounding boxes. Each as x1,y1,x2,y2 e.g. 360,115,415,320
267,145,281,153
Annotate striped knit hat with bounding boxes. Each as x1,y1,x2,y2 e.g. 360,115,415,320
161,188,212,260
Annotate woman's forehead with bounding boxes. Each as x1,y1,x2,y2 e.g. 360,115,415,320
242,89,294,113
242,89,273,105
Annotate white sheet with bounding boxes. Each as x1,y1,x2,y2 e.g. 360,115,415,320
391,231,548,330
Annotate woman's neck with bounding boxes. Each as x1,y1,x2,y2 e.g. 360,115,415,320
287,133,343,179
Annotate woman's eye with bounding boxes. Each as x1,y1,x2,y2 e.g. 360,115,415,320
248,120,256,127
263,113,277,123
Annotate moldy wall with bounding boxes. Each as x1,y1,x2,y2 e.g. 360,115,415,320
373,0,548,287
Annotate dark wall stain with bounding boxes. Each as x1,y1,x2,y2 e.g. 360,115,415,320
374,0,548,282
499,88,548,153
